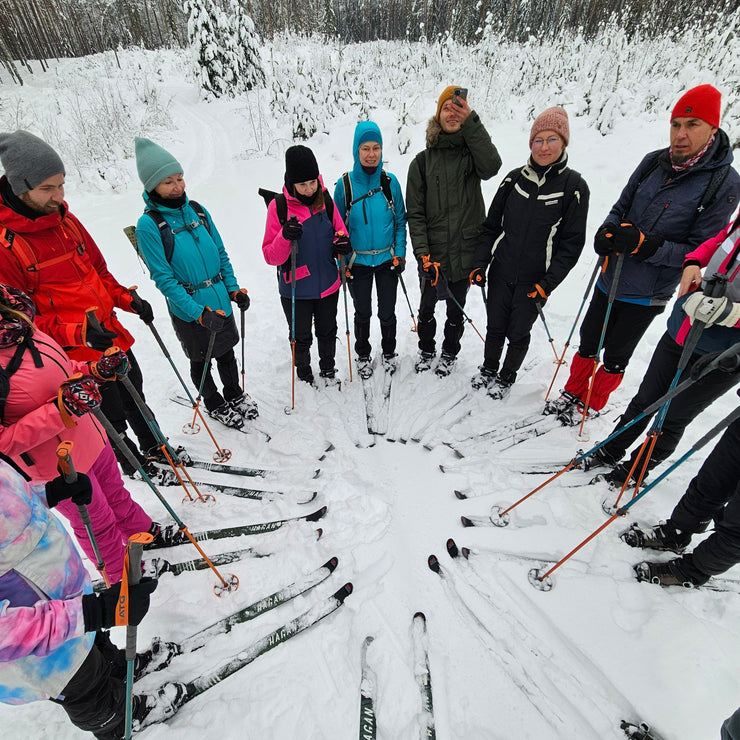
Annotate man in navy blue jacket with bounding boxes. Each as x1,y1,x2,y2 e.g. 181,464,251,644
548,84,740,425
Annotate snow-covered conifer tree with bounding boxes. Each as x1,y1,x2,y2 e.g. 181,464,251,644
228,0,265,90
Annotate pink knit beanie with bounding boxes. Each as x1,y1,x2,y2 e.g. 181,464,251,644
529,107,570,147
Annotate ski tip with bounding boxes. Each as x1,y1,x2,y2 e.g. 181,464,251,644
461,547,471,560
334,582,353,603
452,448,464,459
312,468,322,479
461,515,474,528
324,556,339,572
299,491,319,504
427,554,441,573
315,528,323,540
306,505,328,522
363,635,374,646
446,538,459,558
413,611,426,621
438,464,446,472
453,489,467,499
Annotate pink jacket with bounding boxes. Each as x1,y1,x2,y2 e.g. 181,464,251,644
0,330,106,481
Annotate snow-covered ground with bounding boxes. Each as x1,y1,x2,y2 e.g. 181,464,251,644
1,44,740,739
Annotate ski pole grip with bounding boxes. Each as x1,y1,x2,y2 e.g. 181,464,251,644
125,532,153,660
85,307,103,334
56,441,78,483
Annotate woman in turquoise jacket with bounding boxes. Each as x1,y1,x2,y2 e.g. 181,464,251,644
334,121,407,377
134,138,257,429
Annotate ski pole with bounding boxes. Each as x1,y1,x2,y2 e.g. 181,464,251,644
123,531,152,740
397,273,418,332
479,284,487,305
115,367,214,504
340,257,353,381
438,269,485,344
529,402,740,591
544,258,603,403
578,252,625,438
55,441,109,587
608,316,707,510
490,342,740,523
289,237,298,409
91,406,238,596
239,305,246,392
534,302,560,364
127,290,230,462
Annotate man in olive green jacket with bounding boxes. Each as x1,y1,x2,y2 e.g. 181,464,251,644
406,85,501,375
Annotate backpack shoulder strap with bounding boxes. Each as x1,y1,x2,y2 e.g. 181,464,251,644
0,228,41,293
699,164,731,213
562,168,582,211
341,173,353,217
415,151,426,183
275,193,288,225
188,199,212,234
323,190,335,224
380,170,395,213
144,209,175,263
0,338,41,423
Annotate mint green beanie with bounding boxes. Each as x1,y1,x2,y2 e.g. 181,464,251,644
135,137,183,192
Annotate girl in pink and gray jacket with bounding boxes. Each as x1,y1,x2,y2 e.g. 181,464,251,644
0,284,153,582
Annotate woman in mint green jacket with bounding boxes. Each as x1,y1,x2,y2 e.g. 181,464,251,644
134,137,257,428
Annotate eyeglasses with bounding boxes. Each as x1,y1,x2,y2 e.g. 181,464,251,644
532,136,561,148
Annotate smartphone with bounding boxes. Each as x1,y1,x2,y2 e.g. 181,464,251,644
452,87,468,107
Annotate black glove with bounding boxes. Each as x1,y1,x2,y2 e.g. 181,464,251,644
594,224,617,256
282,217,302,241
526,283,548,305
58,374,102,417
230,289,250,311
89,348,129,381
82,578,158,631
391,256,405,274
85,321,117,351
469,268,486,288
690,347,740,379
612,223,664,261
419,255,440,285
199,307,227,332
333,233,352,257
130,294,154,324
45,472,93,508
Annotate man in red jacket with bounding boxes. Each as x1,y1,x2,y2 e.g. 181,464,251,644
0,130,169,477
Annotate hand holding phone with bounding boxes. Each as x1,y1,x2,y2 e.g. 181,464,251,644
452,87,468,108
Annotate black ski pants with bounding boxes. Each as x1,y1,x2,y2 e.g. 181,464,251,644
189,351,241,411
578,288,664,373
280,292,339,375
417,277,469,357
600,332,740,472
347,261,399,357
99,350,158,455
483,273,539,376
50,632,126,740
669,415,740,580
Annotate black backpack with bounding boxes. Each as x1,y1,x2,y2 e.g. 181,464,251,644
258,188,334,225
340,170,395,223
142,200,211,263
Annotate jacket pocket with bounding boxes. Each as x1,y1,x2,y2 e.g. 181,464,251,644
283,265,311,284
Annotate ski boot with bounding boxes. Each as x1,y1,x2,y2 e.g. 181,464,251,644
207,401,245,429
229,392,259,420
320,368,341,389
620,720,663,739
543,390,578,415
145,522,190,550
133,682,189,731
415,351,436,373
470,364,497,390
382,353,398,374
435,352,457,377
633,560,695,588
356,356,373,380
135,637,182,678
297,365,316,386
581,445,619,471
620,521,691,553
487,369,515,400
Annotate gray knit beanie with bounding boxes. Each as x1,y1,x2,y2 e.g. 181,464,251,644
0,130,65,194
135,137,183,193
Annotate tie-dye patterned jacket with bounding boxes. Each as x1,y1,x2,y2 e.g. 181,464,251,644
0,461,93,704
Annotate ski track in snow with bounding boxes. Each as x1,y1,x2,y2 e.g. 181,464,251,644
3,49,740,740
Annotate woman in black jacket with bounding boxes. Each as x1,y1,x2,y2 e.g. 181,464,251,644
469,106,589,398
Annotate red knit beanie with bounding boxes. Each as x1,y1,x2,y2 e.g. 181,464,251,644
671,85,721,127
529,106,570,147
